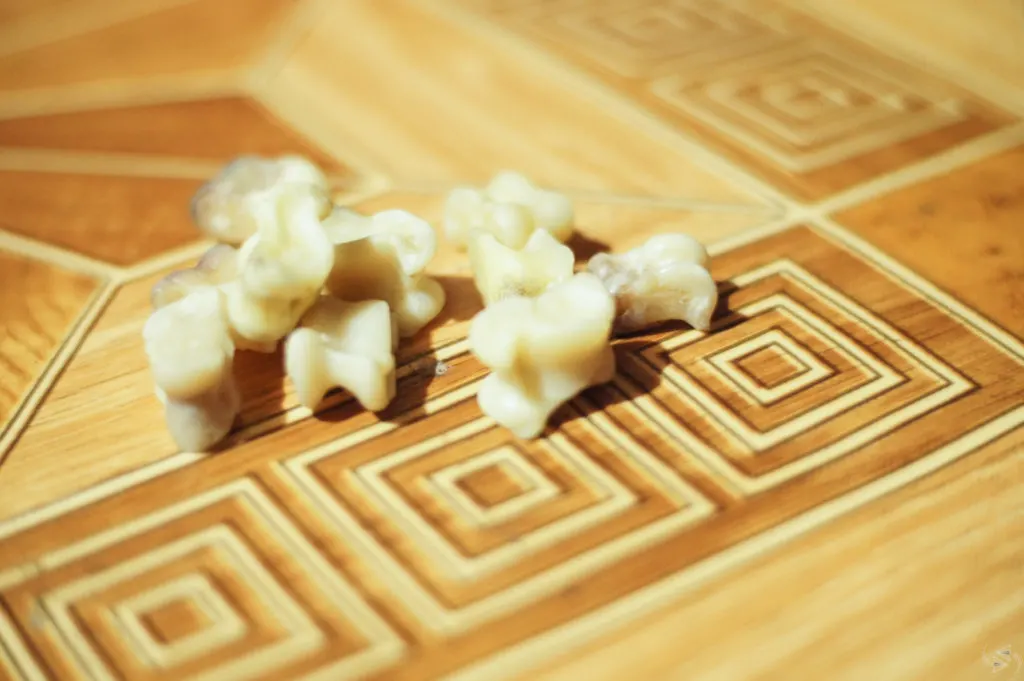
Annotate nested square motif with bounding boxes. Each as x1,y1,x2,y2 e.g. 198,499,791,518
618,257,974,492
2,221,1022,681
651,44,970,173
0,479,405,681
284,385,715,634
710,329,828,400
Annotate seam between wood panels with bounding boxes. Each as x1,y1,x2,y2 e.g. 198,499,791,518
0,149,228,180
242,0,335,93
0,278,119,465
811,124,1024,215
384,181,787,215
245,84,396,200
808,215,1024,360
0,74,247,123
118,240,217,283
0,230,120,281
0,451,203,535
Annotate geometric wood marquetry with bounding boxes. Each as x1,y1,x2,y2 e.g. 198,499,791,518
713,332,826,398
0,0,1022,679
283,384,717,634
2,223,1022,680
460,0,1016,199
614,252,978,492
0,478,406,681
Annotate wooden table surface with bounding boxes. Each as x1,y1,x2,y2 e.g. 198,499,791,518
0,1,1022,680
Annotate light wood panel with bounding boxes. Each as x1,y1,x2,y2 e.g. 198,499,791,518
0,97,348,171
0,171,203,265
254,0,769,204
834,145,1024,337
0,251,97,426
0,0,301,92
0,1,1021,680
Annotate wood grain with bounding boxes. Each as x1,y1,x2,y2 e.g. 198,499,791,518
0,171,203,265
527,428,1024,681
0,0,301,92
0,97,347,172
0,250,97,429
834,145,1024,338
0,0,73,24
255,0,767,204
0,1,1021,680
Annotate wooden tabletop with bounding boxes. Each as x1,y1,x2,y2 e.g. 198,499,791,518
0,1,1022,680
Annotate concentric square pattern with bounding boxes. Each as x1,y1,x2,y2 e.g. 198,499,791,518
651,44,969,173
1,226,1022,681
0,479,406,681
285,385,716,634
465,0,1013,198
618,258,973,492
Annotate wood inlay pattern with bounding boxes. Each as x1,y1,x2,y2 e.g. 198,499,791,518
0,1,1020,680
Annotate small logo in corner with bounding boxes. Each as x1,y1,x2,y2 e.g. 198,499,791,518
982,644,1022,676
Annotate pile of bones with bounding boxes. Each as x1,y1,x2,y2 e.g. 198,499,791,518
143,155,718,451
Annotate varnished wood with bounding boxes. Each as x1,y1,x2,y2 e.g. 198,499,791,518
0,251,97,424
0,1,1021,680
834,145,1024,337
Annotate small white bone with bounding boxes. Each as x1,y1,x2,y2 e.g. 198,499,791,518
443,171,573,249
150,244,239,310
284,296,397,411
467,228,575,305
468,272,616,439
222,186,336,350
191,155,331,244
323,208,445,338
486,171,574,243
587,233,718,333
142,286,241,451
443,187,535,250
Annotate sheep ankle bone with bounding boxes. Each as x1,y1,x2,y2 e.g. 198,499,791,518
443,171,574,249
467,228,575,305
285,296,397,411
150,244,239,311
587,233,718,333
223,187,336,349
468,272,616,439
142,287,241,451
324,208,445,338
486,171,574,242
190,155,331,245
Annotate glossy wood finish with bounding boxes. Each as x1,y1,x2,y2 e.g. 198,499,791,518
0,2,1021,680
